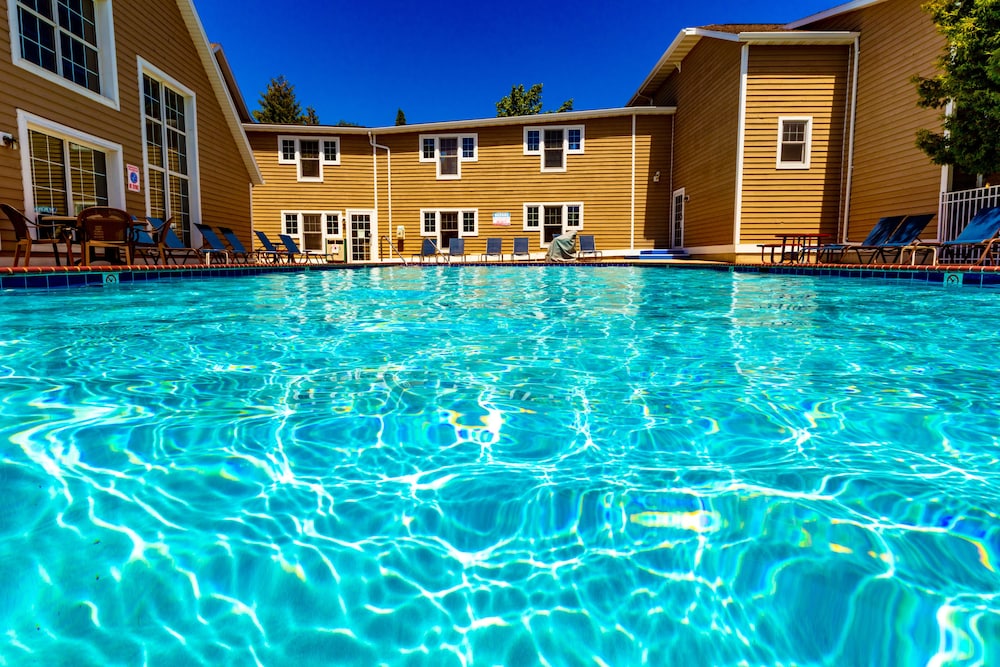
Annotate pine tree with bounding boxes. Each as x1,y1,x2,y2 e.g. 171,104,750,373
304,106,320,125
395,108,407,126
914,0,1000,176
252,76,320,125
496,83,573,117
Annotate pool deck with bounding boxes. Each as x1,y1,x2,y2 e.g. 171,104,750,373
0,256,997,290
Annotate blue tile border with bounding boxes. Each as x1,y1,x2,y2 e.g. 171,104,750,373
2,261,1000,291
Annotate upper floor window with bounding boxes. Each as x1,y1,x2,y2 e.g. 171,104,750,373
10,0,118,105
524,125,585,172
278,136,339,182
777,117,812,169
419,134,477,179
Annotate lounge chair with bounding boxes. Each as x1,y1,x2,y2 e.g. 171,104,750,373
279,233,325,264
869,213,935,264
512,237,531,261
219,227,254,264
412,238,443,263
578,234,602,260
194,223,232,264
816,215,905,263
0,203,73,266
906,205,1000,266
132,221,163,265
254,230,288,263
447,237,466,263
79,206,133,266
481,237,503,262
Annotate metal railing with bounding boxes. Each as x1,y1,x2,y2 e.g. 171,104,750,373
379,235,408,266
939,185,1000,242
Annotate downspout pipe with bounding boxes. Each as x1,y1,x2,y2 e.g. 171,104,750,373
368,132,392,260
842,36,860,243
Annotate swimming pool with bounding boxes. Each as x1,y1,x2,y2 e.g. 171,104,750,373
1,265,998,665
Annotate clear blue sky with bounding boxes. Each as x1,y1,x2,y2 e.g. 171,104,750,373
192,0,838,127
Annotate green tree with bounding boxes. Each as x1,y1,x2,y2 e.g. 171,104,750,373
495,83,573,117
914,0,1000,176
252,76,320,125
395,108,407,126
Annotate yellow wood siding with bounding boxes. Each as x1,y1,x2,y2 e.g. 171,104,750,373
0,0,254,252
248,115,673,259
806,0,944,241
651,38,742,249
740,45,850,243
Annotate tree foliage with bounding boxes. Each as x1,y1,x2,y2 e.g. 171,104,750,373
914,0,1000,175
252,76,320,125
395,108,407,126
496,83,573,117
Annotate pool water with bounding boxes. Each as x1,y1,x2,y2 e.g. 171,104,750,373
1,266,998,666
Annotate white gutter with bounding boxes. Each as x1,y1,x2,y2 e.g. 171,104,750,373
841,36,861,242
631,113,636,249
733,44,750,248
368,132,392,260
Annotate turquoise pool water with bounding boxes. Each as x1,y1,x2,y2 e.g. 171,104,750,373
1,266,998,666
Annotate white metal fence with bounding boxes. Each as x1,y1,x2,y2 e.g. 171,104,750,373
939,185,1000,241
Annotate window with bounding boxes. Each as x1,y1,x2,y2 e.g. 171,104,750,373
418,134,477,179
11,0,117,104
282,210,343,254
143,69,195,240
419,209,479,247
777,117,812,169
523,202,584,243
524,125,584,172
277,136,339,181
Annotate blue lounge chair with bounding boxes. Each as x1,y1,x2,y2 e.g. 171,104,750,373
577,234,602,260
816,215,905,263
480,237,503,262
448,237,466,263
279,233,326,264
194,223,232,264
870,213,935,264
147,217,201,264
412,237,443,263
218,227,254,264
908,205,1000,266
254,230,289,263
512,237,530,261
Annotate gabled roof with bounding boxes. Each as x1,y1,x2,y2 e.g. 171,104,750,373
212,44,252,124
175,0,263,185
785,0,891,29
627,25,858,106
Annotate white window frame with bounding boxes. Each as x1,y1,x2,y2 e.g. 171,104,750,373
418,208,479,240
138,58,201,234
418,134,477,180
281,210,344,252
522,202,584,245
277,135,340,182
523,125,585,173
776,116,812,170
16,109,126,220
7,0,119,109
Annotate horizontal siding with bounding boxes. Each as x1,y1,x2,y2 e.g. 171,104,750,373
248,115,673,258
0,1,254,252
740,45,850,243
653,38,742,248
806,0,944,241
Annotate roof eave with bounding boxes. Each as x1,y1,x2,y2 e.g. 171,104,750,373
785,0,890,29
627,28,741,106
738,30,859,44
244,106,677,135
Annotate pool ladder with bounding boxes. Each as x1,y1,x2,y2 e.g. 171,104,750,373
379,235,409,266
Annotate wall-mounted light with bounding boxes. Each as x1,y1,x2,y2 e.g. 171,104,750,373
653,170,660,183
1,132,17,150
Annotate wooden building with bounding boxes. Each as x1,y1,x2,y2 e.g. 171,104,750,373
0,0,261,256
245,108,675,262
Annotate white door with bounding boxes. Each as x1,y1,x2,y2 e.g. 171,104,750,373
671,188,685,249
348,210,374,262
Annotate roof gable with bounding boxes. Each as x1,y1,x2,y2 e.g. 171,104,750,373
785,0,892,29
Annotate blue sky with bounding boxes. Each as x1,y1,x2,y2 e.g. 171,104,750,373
193,0,839,127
